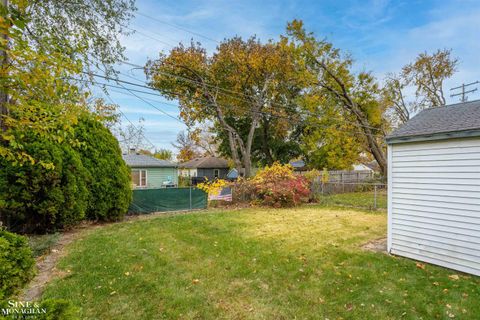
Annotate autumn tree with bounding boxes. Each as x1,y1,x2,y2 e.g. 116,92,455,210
384,49,458,125
300,94,363,170
153,148,173,161
146,37,300,177
286,20,388,176
172,131,201,163
189,124,220,157
0,0,135,164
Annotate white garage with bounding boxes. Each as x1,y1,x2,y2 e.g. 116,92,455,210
386,100,480,276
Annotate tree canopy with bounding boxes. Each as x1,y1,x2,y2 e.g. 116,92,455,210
0,0,135,165
146,36,300,177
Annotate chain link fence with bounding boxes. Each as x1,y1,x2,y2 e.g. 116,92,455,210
312,181,387,210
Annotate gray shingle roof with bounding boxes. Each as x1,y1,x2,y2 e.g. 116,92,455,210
386,100,480,143
179,156,229,169
122,154,177,168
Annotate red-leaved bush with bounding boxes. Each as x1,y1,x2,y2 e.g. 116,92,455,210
250,163,311,207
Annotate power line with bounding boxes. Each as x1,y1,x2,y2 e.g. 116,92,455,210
107,81,185,124
104,93,157,150
98,83,384,139
84,73,383,137
113,23,385,134
450,81,479,102
79,78,165,98
102,87,181,109
136,11,220,44
91,67,386,134
123,25,177,48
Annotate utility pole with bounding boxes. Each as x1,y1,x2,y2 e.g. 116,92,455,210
450,81,479,103
0,0,8,131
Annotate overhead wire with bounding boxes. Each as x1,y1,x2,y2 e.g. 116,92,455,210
136,11,220,44
103,93,157,150
76,17,387,139
86,68,386,136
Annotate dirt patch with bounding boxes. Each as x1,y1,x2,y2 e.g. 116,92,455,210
18,224,99,301
362,237,387,253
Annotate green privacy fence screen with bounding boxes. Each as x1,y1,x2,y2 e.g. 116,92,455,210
128,187,207,214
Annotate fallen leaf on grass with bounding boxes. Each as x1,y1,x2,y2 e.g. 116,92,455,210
192,279,200,284
344,303,354,311
448,274,459,280
416,263,426,270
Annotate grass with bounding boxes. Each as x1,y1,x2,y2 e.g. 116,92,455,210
317,191,387,210
42,206,479,319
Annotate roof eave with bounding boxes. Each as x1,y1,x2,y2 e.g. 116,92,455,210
386,129,480,145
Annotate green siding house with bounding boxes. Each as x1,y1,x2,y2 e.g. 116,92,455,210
122,154,178,189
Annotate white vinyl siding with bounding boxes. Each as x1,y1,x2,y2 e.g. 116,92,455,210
388,137,480,276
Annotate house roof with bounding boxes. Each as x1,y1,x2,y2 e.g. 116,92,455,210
386,100,480,144
122,154,177,168
179,156,229,169
289,160,306,168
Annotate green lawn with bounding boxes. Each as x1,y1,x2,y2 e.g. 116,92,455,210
43,206,479,319
317,191,387,210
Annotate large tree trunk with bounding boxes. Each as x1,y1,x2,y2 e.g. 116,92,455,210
227,131,242,176
213,102,248,177
261,117,274,165
313,58,388,177
242,115,258,177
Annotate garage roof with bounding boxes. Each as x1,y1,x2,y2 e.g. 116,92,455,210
179,156,229,169
386,100,480,144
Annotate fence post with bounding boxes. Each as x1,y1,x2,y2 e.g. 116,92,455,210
374,184,377,209
189,187,192,210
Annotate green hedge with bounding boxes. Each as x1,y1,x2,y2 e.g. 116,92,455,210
74,115,132,221
0,229,35,300
0,134,89,234
0,114,132,233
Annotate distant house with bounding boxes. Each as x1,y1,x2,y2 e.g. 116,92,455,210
179,156,229,181
352,163,374,172
122,154,178,189
386,100,480,276
289,160,308,173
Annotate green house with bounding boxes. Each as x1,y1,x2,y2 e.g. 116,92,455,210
122,154,178,189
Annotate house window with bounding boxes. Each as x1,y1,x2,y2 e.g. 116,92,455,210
131,170,147,188
214,169,220,179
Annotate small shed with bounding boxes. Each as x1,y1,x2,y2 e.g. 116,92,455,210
122,154,178,189
386,100,480,276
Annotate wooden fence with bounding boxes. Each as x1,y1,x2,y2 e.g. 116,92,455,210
315,170,374,183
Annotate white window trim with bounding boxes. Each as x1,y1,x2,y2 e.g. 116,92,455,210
213,169,220,178
132,169,148,188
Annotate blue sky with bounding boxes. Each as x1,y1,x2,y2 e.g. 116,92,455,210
93,0,480,151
